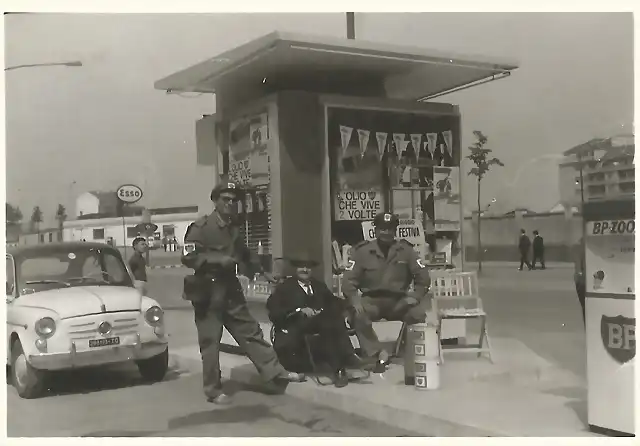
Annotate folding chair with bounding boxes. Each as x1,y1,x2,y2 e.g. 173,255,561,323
430,270,493,363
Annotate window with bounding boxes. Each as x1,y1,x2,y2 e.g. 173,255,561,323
93,228,105,240
39,234,45,243
126,227,138,238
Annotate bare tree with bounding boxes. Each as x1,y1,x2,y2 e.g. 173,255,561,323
466,131,504,272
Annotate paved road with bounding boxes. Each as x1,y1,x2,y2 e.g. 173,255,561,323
8,264,584,437
7,363,417,437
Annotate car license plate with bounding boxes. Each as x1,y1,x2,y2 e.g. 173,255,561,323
89,337,120,348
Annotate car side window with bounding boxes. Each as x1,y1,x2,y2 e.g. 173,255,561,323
6,255,15,296
103,252,128,284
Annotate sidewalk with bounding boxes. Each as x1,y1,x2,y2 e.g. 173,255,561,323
168,320,592,437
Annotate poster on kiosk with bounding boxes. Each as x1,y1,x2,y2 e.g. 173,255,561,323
584,206,635,436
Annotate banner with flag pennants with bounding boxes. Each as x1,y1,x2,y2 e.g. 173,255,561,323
338,126,455,162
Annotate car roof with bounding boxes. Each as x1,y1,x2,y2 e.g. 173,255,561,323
7,242,120,258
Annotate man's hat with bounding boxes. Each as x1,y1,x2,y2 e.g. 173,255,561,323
210,181,242,201
288,252,320,268
373,212,400,229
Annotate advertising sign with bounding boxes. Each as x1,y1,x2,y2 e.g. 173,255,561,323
362,218,426,257
116,184,143,204
586,297,636,435
335,190,382,221
229,159,251,185
433,167,461,231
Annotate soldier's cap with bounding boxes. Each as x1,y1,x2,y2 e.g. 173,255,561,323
373,212,400,229
210,182,242,201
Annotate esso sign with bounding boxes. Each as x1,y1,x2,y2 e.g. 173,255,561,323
117,184,143,204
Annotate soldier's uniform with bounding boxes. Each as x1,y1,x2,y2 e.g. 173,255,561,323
342,213,431,359
182,182,299,401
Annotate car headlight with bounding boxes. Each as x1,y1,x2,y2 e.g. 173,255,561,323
145,306,164,326
34,317,56,338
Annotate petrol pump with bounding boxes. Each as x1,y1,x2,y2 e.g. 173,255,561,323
583,160,635,436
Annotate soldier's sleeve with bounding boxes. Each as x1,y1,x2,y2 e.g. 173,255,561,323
341,242,367,306
181,222,209,271
405,243,430,301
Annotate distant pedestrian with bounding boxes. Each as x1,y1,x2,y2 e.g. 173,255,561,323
129,237,148,295
532,230,546,270
518,229,532,271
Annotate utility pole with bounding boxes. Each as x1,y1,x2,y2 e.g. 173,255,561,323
346,12,355,39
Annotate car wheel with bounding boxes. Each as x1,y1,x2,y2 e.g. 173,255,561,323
11,340,46,399
136,347,168,383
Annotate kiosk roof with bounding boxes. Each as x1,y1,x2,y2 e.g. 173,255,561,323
154,31,518,101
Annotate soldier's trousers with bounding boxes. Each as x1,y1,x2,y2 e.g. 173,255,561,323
191,280,286,398
352,296,429,358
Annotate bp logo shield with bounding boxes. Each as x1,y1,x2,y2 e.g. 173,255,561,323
601,315,636,364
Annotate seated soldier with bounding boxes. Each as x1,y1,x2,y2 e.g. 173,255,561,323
267,254,364,388
342,212,432,371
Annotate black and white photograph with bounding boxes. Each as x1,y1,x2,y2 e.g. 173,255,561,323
3,6,635,439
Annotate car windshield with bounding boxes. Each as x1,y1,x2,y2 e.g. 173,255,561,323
15,246,133,294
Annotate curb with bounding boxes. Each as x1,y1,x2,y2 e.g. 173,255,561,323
168,348,500,437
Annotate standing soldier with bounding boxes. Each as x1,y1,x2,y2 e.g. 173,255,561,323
182,181,304,405
342,212,432,371
532,230,546,270
518,229,532,271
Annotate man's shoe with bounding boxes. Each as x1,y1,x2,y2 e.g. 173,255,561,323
207,393,233,405
334,369,349,388
273,371,306,383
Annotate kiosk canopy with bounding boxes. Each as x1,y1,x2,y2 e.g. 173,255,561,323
155,31,518,101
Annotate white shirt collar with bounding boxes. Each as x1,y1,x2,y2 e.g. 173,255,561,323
298,280,313,294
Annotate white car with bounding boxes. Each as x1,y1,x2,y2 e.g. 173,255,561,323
6,242,169,398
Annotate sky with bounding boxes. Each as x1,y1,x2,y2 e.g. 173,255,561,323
4,12,634,227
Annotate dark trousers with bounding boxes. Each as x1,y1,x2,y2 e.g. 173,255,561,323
192,278,286,399
353,296,428,357
519,251,532,270
277,309,355,372
532,251,545,269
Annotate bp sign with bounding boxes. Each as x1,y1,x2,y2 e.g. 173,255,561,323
116,184,143,204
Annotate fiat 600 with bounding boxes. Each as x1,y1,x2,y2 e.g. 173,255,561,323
6,242,169,398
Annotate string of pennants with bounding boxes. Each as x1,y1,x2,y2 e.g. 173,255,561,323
339,126,454,161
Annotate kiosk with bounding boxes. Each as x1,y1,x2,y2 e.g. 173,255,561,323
155,31,518,342
582,152,635,436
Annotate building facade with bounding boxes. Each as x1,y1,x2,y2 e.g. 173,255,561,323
558,134,635,207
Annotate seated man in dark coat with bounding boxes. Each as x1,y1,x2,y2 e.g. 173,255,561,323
266,255,360,388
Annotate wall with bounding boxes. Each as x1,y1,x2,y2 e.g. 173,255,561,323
463,212,581,262
62,213,199,247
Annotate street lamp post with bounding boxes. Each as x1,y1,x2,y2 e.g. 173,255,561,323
5,61,83,71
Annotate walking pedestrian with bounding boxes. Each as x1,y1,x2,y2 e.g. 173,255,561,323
518,229,532,271
532,230,546,270
181,181,304,405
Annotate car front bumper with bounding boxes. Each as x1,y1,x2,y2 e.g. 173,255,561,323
28,334,168,370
